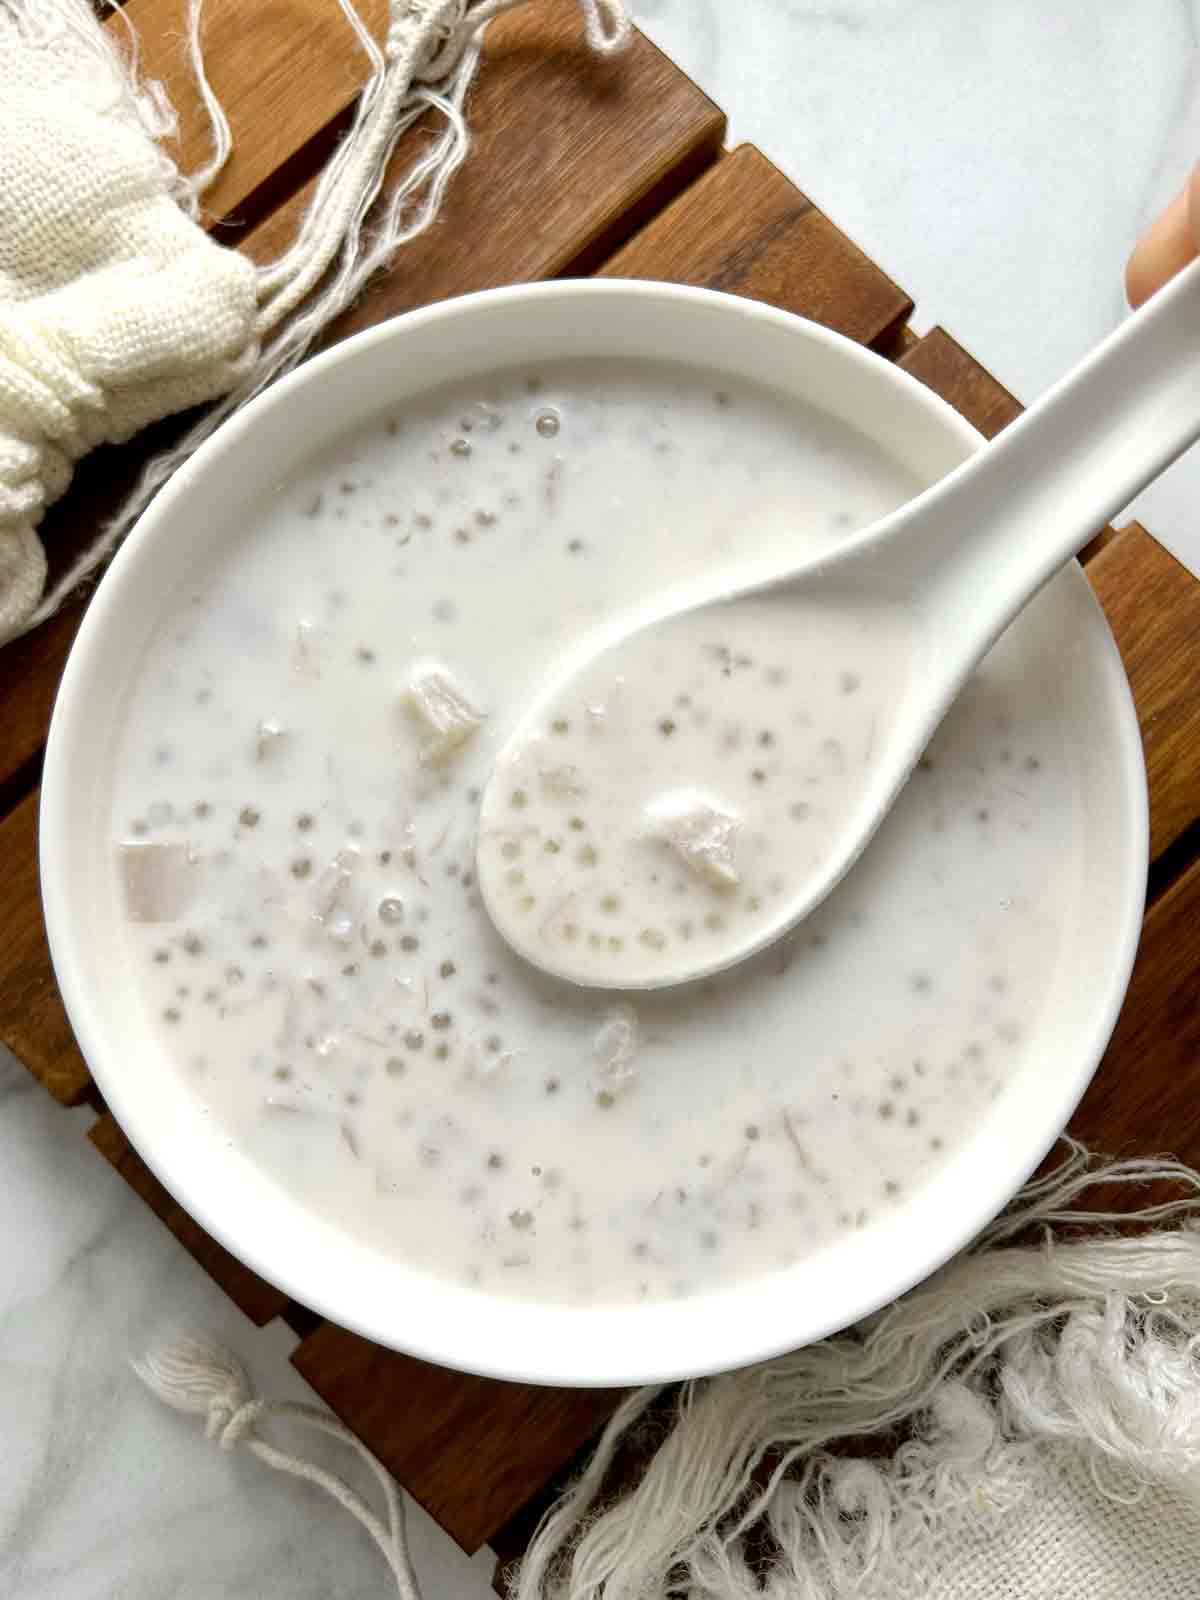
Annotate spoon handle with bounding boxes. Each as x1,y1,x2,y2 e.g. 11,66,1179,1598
874,255,1200,673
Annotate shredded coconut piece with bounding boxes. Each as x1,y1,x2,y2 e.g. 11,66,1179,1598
400,659,484,767
591,1005,638,1099
644,788,741,887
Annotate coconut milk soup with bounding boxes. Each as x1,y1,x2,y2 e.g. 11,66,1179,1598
108,359,1076,1305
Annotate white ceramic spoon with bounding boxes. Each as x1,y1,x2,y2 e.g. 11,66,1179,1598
476,258,1200,990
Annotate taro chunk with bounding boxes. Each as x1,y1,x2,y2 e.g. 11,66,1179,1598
401,659,484,768
644,788,740,888
119,842,200,922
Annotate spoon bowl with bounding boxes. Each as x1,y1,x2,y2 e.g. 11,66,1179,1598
480,258,1200,989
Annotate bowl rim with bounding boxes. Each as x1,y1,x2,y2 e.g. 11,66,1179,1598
40,278,1149,1385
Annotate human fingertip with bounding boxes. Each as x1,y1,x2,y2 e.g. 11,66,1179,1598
1126,180,1197,308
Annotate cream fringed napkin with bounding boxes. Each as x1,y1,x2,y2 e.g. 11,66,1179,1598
0,0,629,644
0,0,257,642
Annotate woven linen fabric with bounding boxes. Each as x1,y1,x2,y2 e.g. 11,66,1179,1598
0,0,257,641
839,1439,1200,1600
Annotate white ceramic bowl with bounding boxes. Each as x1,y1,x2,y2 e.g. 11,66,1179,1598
41,282,1147,1386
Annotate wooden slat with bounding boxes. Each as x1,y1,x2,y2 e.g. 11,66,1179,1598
898,325,1022,440
290,1323,623,1553
112,0,388,225
598,143,913,348
1068,851,1200,1165
897,327,1119,566
0,603,76,808
243,3,726,322
1087,522,1200,864
0,792,91,1106
89,1113,289,1324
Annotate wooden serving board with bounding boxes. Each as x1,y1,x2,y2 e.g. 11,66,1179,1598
6,1,1200,1580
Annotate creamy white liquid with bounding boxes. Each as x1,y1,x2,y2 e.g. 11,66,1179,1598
108,360,1077,1306
478,589,916,985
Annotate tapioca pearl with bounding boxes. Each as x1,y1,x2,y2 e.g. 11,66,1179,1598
839,671,861,695
534,409,560,438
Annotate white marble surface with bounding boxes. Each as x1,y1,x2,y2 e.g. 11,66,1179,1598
5,5,1200,1595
